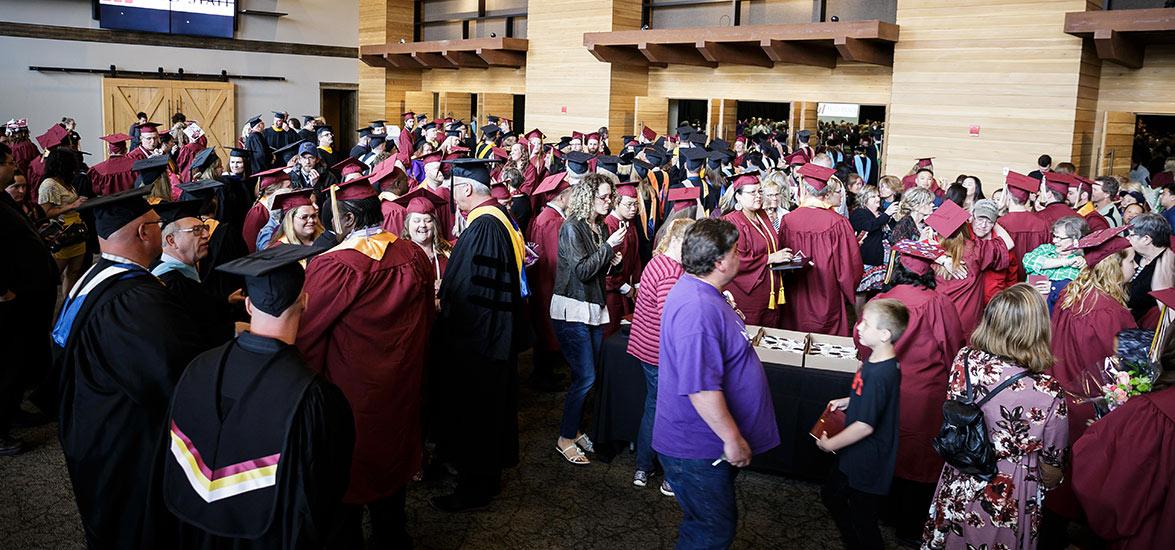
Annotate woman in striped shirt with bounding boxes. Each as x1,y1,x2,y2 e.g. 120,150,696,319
626,217,695,494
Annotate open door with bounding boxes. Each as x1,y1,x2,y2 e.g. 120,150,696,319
709,99,737,140
173,81,235,151
789,101,817,150
634,96,669,137
102,78,171,159
1097,111,1135,177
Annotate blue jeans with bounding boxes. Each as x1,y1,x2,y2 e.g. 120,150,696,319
552,319,602,440
635,362,659,472
660,454,740,550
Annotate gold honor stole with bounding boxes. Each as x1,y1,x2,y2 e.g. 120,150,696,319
467,205,530,298
746,210,785,309
1076,202,1096,217
328,231,399,261
169,421,279,503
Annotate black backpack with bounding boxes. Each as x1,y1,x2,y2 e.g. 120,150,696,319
932,351,1031,481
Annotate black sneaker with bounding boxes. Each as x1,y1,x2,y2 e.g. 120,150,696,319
633,470,650,487
660,480,674,497
0,435,26,456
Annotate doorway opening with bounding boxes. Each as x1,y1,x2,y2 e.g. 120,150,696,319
669,99,708,130
735,101,790,138
321,84,358,154
1134,114,1175,179
513,94,525,132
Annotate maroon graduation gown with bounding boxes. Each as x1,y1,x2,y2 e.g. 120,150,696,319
1081,208,1110,232
855,285,965,483
1073,387,1175,550
934,237,1009,335
1037,202,1078,228
10,140,40,176
175,136,208,182
87,155,137,196
723,209,784,327
241,201,269,254
430,186,455,242
1047,288,1137,519
998,210,1051,268
380,199,407,236
778,206,863,335
526,205,564,352
603,213,642,337
296,232,434,504
125,146,151,162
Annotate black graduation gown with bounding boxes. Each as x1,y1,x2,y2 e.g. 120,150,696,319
348,144,369,159
297,129,316,144
433,202,530,489
196,219,250,303
245,132,272,173
55,258,206,549
262,128,298,153
155,269,235,348
164,333,354,550
509,195,532,235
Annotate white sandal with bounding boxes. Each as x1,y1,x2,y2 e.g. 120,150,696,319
556,442,590,465
574,433,595,453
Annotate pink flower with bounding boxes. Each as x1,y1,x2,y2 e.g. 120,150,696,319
1114,388,1129,402
1116,371,1132,385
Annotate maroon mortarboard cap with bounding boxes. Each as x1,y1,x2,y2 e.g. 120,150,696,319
420,151,444,165
1067,225,1130,267
732,171,761,189
1073,175,1094,195
926,200,970,237
616,182,638,198
491,147,510,160
369,163,404,187
1044,172,1077,195
797,163,836,191
333,178,377,202
332,156,366,177
137,122,163,135
667,134,679,144
490,183,510,200
784,151,806,166
534,172,570,197
571,131,584,141
392,186,446,212
402,111,415,120
914,157,934,170
36,125,70,149
100,133,132,144
254,166,291,187
272,189,315,213
586,132,600,142
666,186,702,202
892,239,945,276
735,135,748,144
525,128,545,142
1005,171,1039,202
641,126,656,141
1150,287,1175,310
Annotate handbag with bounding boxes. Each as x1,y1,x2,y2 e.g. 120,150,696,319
932,351,1030,481
38,217,88,253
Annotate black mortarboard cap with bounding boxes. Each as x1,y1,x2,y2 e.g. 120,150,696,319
707,150,728,170
370,120,387,128
215,244,321,316
246,115,263,127
443,157,499,186
445,127,462,137
710,138,730,151
481,123,501,138
681,147,708,171
154,199,203,228
132,155,170,186
596,155,621,176
357,127,372,137
687,132,707,147
316,125,333,135
272,111,288,120
302,115,317,123
676,124,694,138
77,186,153,239
178,178,224,199
190,147,218,173
273,140,308,164
224,146,250,158
564,151,593,175
369,134,386,147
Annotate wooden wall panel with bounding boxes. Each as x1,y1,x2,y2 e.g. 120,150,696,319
404,91,436,119
422,68,527,95
478,93,516,126
716,99,738,140
884,0,1089,185
358,0,420,125
1097,111,1136,177
645,63,892,106
440,91,474,121
635,96,670,137
789,101,817,149
1092,45,1175,179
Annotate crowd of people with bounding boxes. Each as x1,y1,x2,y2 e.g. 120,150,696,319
1,110,1173,550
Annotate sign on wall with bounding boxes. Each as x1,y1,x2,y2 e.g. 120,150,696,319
99,0,236,39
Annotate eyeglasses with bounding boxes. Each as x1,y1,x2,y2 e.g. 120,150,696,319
1052,233,1070,240
175,224,210,235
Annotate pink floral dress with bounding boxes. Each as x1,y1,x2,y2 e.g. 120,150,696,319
923,348,1069,550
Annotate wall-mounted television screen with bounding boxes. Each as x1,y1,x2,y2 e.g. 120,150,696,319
98,0,236,39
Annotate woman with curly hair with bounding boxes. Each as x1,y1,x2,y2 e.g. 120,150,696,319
760,169,792,231
890,186,935,243
550,173,628,465
924,284,1068,550
37,148,88,295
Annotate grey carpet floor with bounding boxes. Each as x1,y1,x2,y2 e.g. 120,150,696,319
0,352,899,549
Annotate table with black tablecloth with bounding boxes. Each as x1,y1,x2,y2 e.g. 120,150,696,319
590,325,855,480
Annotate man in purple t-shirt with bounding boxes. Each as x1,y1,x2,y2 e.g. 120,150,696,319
654,218,780,549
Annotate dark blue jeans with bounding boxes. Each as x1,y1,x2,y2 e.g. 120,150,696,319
552,319,603,440
635,362,659,472
660,454,740,550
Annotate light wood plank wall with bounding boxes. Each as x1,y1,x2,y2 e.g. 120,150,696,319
358,0,418,124
477,93,516,127
421,68,527,96
884,0,1090,186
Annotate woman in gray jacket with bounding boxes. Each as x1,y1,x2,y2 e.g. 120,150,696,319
552,173,628,465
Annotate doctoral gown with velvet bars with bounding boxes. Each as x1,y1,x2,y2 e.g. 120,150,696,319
934,237,1009,335
1072,387,1175,550
603,212,642,337
295,232,435,504
724,208,784,327
778,206,863,336
526,204,564,352
855,284,965,483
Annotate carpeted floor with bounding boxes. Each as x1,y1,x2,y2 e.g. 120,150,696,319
0,351,898,549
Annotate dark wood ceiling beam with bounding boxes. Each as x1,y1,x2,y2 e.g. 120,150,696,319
833,37,893,66
587,45,666,68
696,41,773,68
475,48,526,67
638,43,717,68
442,50,489,68
759,39,836,69
410,52,458,69
385,54,425,69
1093,29,1144,69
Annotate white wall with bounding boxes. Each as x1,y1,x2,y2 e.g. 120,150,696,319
0,0,359,147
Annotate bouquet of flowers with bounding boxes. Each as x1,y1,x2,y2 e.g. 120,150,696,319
1100,359,1155,412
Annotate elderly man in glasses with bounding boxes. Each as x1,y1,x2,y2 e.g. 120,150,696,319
151,200,236,347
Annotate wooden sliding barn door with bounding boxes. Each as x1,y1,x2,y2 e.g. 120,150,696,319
102,78,236,158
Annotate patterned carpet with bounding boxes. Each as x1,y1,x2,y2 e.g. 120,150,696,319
0,352,893,549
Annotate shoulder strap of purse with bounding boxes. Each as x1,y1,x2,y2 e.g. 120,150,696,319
976,369,1033,407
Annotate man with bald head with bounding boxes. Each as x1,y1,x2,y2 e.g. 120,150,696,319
53,186,205,549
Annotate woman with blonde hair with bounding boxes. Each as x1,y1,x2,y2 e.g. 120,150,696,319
760,169,791,230
400,194,451,306
925,284,1068,550
890,186,934,243
626,217,694,494
550,173,628,465
879,174,903,210
928,200,1014,333
266,189,323,248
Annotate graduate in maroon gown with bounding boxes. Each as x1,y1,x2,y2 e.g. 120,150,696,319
779,163,863,336
1066,175,1111,232
526,172,571,388
296,178,434,548
999,171,1052,265
88,133,137,196
420,151,457,242
175,134,208,183
7,122,41,176
602,181,643,337
1038,172,1080,227
722,171,791,327
1045,226,1138,528
242,167,291,253
927,200,1014,334
857,239,966,543
125,122,162,162
1072,363,1175,550
372,162,410,235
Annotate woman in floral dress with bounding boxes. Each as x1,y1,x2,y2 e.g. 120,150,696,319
924,284,1069,550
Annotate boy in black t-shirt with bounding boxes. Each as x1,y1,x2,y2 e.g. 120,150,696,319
817,298,907,550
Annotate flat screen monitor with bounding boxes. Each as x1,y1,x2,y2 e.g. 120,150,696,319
99,0,235,39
